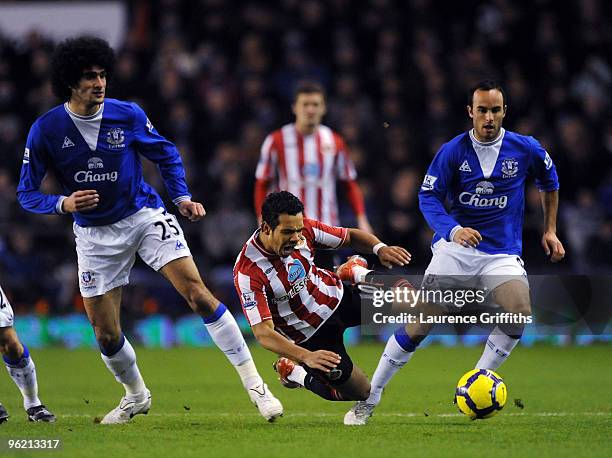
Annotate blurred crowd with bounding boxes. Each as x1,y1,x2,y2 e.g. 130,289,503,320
1,0,611,316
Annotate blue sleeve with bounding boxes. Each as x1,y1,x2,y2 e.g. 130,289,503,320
418,144,461,241
131,103,191,205
529,137,559,192
16,121,64,215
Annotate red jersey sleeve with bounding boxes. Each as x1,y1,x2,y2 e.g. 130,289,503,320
255,133,277,180
254,133,278,216
234,265,272,326
303,218,348,250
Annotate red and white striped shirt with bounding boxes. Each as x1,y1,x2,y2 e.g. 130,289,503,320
254,123,364,226
234,218,348,343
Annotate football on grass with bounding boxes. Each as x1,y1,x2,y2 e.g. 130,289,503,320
455,369,507,419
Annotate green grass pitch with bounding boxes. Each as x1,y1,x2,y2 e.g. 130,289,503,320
0,344,610,457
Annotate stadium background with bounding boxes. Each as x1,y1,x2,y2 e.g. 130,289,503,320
0,0,610,347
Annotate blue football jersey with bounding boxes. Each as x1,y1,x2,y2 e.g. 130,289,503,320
418,128,559,256
17,99,191,226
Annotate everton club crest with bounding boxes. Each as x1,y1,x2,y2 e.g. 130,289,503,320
107,127,125,149
501,158,518,178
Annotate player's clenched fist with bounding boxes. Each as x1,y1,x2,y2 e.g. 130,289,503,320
541,231,565,262
178,200,206,222
62,189,99,213
453,227,482,248
302,350,341,373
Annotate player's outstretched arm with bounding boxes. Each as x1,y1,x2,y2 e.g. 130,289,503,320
251,321,341,373
540,190,565,262
343,228,411,268
177,200,206,222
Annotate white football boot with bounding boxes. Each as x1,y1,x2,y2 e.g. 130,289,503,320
100,390,151,424
248,383,283,422
344,401,376,426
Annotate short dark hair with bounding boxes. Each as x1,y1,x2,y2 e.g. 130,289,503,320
293,81,326,103
51,36,115,101
261,191,304,230
468,80,507,107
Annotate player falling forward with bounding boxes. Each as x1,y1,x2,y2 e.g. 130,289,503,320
16,36,281,423
343,80,565,425
234,191,410,409
0,286,55,423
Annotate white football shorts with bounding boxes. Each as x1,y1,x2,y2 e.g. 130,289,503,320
424,238,529,295
0,285,14,328
74,207,191,297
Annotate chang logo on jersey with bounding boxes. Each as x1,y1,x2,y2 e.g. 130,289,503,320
475,181,494,195
75,156,119,183
87,157,104,169
106,128,125,149
74,170,118,183
287,259,307,283
459,181,508,209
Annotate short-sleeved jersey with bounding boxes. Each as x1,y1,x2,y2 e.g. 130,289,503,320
234,218,348,343
17,99,191,226
255,123,358,225
418,129,559,256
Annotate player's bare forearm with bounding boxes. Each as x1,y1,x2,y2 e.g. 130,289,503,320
540,190,559,233
344,228,412,267
343,228,381,252
539,190,565,262
251,321,310,362
251,320,341,372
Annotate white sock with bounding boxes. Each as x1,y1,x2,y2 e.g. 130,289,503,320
235,359,264,390
101,337,147,397
366,334,414,406
475,326,520,370
352,266,373,283
287,365,308,386
4,347,42,410
204,304,262,390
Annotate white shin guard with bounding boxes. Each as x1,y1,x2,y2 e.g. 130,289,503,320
366,334,414,406
101,337,147,397
475,326,520,371
4,348,41,410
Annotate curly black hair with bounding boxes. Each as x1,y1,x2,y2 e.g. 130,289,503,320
50,36,115,101
261,191,304,229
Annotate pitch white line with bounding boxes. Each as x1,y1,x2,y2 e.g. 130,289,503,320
57,411,612,419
